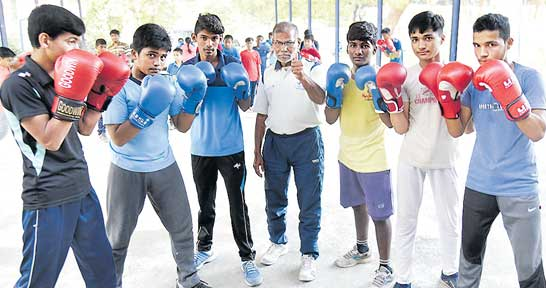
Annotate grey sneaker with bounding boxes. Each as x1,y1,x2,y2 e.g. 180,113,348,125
371,266,394,287
334,245,372,268
260,243,287,266
439,271,458,288
241,260,263,286
194,250,216,270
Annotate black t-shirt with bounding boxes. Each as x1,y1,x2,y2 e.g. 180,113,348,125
0,56,90,209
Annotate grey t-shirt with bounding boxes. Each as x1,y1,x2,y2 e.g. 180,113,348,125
0,57,90,209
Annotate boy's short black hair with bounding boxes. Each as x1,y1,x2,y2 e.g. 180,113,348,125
110,29,120,35
194,13,224,35
224,34,233,41
95,38,107,47
473,13,510,41
132,23,172,54
408,11,444,35
245,37,254,43
347,21,377,46
304,34,314,41
185,37,191,44
0,47,16,58
381,27,391,34
173,47,183,53
27,4,85,48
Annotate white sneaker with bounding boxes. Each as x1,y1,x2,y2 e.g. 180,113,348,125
371,266,394,287
260,243,288,266
298,254,316,282
334,245,372,268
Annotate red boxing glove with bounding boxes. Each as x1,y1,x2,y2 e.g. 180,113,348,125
86,51,130,112
437,62,473,119
385,39,395,52
473,60,530,121
52,49,103,121
376,62,407,113
419,62,444,98
377,39,387,52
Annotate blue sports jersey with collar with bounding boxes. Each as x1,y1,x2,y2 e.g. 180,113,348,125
461,62,546,196
183,50,244,156
103,76,184,172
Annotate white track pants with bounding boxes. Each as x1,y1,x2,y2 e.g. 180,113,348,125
395,161,461,284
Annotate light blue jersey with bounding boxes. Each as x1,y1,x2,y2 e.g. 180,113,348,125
190,86,244,156
461,62,546,196
103,76,184,172
183,50,244,156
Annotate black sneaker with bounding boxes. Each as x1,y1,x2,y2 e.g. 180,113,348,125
192,280,212,288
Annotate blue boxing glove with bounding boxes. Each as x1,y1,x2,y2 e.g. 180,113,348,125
195,61,216,84
325,63,351,109
129,73,176,129
355,65,388,113
176,65,207,114
221,62,250,101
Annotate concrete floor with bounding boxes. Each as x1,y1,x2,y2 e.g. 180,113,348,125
1,112,545,288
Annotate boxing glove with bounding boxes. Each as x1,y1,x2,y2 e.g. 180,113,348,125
325,63,351,109
376,62,407,113
86,51,130,112
377,39,395,53
473,59,530,121
176,65,207,114
385,39,395,52
221,62,250,101
129,73,176,129
52,49,104,121
195,61,216,84
437,62,473,119
419,62,444,98
355,65,387,113
377,39,387,52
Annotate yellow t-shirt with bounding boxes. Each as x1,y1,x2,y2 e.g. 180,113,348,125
338,78,388,173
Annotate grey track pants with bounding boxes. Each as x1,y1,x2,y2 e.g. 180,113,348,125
106,162,200,288
459,187,545,288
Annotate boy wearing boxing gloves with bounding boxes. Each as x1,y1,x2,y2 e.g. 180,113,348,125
182,13,262,287
324,21,395,288
444,13,546,287
378,27,403,64
381,11,461,288
0,5,120,287
103,23,210,288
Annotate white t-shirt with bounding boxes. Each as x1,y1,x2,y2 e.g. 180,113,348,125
253,59,326,135
399,64,458,169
